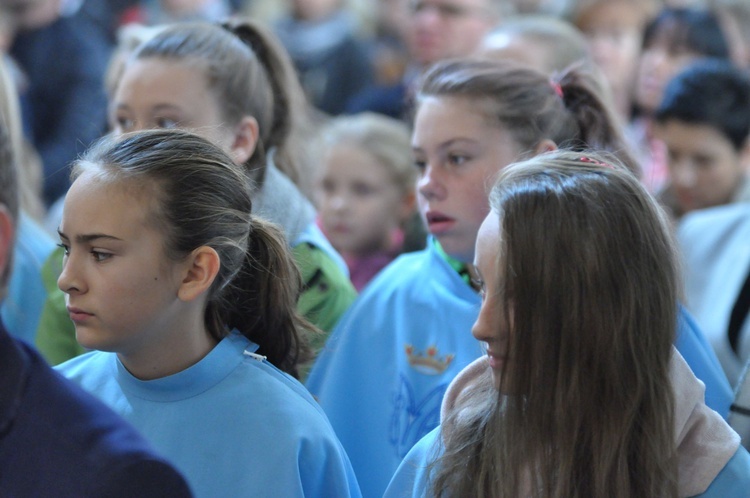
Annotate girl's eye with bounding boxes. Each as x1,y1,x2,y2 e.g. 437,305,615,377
91,250,112,262
470,275,485,296
321,178,336,193
352,183,375,196
447,153,469,166
156,117,179,129
56,243,69,256
114,116,134,132
413,159,427,172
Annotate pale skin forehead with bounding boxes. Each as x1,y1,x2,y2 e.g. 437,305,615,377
475,209,501,268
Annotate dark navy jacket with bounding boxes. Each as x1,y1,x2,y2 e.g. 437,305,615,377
10,10,111,206
0,325,193,497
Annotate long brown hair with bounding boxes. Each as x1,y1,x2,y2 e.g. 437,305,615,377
73,129,314,378
433,150,679,497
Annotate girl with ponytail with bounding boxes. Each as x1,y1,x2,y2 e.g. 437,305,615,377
56,129,361,498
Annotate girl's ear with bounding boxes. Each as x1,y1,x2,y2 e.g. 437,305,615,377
533,139,557,155
229,116,259,165
177,246,221,302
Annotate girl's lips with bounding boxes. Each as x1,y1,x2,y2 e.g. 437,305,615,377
331,223,351,234
487,351,506,370
67,307,94,323
674,189,695,211
425,211,455,235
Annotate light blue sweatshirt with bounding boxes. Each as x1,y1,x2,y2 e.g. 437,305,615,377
58,331,361,498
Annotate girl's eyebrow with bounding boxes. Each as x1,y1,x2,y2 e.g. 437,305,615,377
114,103,182,113
57,230,123,243
412,137,479,154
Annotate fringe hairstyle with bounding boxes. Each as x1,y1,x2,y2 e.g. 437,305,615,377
432,150,680,497
73,129,314,378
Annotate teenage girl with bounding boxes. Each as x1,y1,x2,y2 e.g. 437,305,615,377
386,150,750,498
305,58,732,498
37,19,357,366
317,112,417,292
56,129,361,498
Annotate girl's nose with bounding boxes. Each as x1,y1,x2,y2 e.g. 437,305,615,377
671,161,697,189
58,253,84,295
329,193,347,211
417,164,446,202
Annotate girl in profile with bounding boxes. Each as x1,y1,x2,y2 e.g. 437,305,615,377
386,150,749,498
56,129,361,497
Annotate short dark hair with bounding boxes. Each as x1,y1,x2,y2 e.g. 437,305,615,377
655,58,750,150
642,7,729,58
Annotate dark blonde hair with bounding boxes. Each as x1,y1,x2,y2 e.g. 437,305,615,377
433,150,679,497
73,129,314,378
481,15,593,74
416,58,639,176
321,112,415,195
124,18,313,190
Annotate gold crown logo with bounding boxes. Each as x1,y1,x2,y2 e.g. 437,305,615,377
405,344,454,375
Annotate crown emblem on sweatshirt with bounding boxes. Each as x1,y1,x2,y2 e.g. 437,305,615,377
405,344,454,375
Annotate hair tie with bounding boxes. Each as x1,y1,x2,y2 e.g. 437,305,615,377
550,80,564,99
579,156,615,169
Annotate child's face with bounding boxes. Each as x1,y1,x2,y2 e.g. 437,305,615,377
57,172,192,361
409,0,497,67
635,40,701,114
318,144,411,256
110,57,238,154
412,95,521,263
577,2,643,99
471,211,511,392
657,120,746,212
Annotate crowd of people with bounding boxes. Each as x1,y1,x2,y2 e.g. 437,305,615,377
1,0,750,496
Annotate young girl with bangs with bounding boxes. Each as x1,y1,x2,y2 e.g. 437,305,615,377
316,112,418,293
56,129,361,497
385,150,750,497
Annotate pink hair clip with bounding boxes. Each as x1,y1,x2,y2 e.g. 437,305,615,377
579,156,615,169
550,80,564,99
